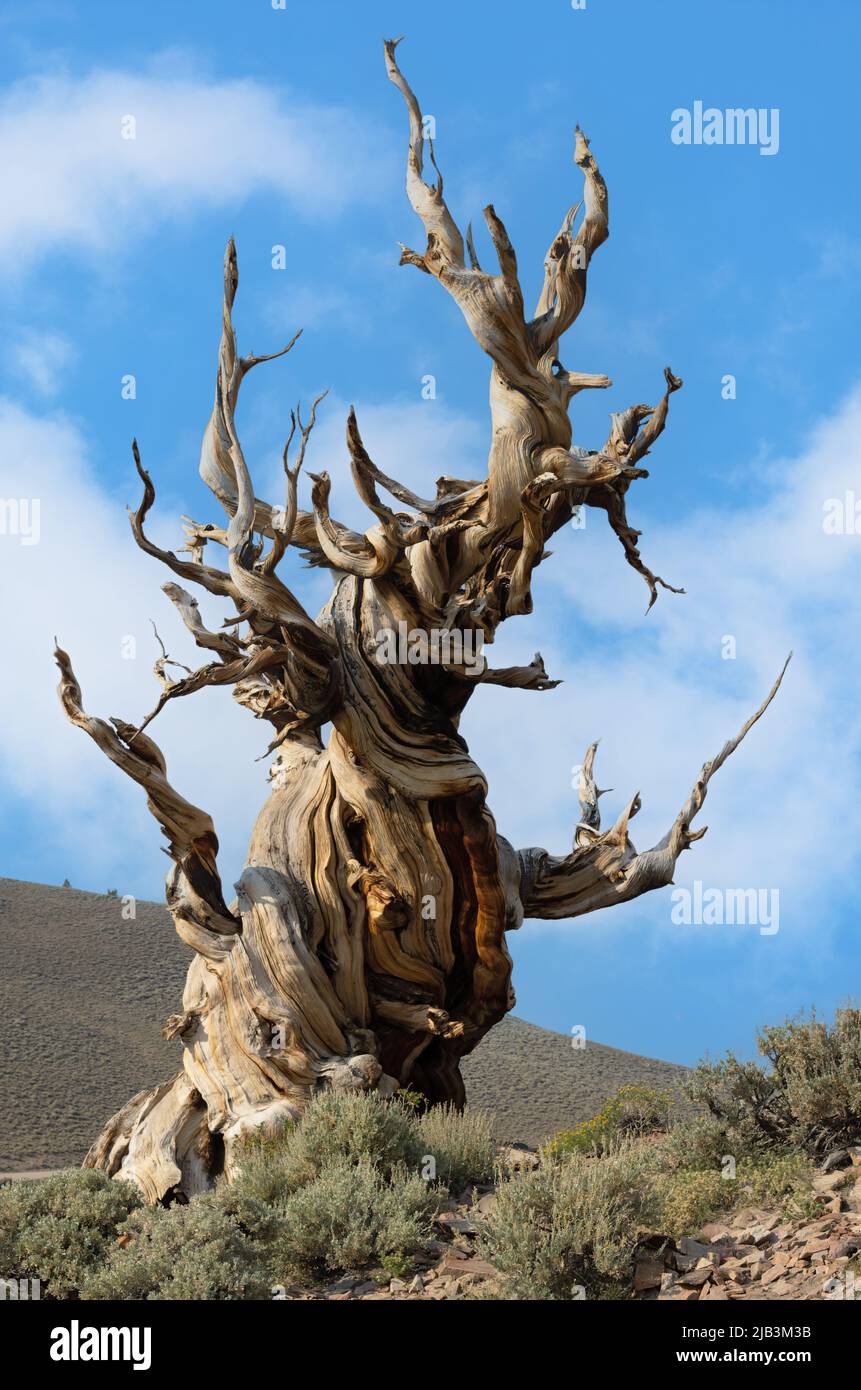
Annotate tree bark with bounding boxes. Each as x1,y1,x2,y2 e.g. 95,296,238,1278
56,39,787,1201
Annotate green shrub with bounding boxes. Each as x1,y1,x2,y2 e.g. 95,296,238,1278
656,1114,773,1173
0,1169,142,1299
745,1153,816,1215
232,1088,497,1201
544,1084,675,1159
653,1151,816,1239
271,1159,436,1282
80,1193,276,1300
417,1105,497,1192
654,1168,734,1238
397,1090,426,1112
231,1089,423,1202
686,1008,861,1158
478,1140,661,1300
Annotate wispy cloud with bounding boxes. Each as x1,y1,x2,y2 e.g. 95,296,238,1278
0,64,388,271
8,329,76,396
0,398,265,896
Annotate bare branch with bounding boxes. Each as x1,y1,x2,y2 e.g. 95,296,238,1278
506,451,644,617
465,220,483,271
604,367,683,465
129,442,238,600
161,583,246,659
307,469,400,578
384,36,465,274
529,126,609,359
260,390,329,575
517,659,791,921
446,651,562,691
54,642,240,937
198,238,304,541
584,368,686,611
150,620,191,691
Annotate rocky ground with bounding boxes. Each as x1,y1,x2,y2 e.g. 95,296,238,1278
636,1150,861,1303
279,1146,861,1301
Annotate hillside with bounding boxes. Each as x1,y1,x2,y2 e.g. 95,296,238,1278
0,877,687,1167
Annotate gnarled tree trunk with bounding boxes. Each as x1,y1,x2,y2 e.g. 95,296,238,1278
56,39,787,1202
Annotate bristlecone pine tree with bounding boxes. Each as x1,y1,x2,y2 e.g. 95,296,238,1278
55,40,788,1201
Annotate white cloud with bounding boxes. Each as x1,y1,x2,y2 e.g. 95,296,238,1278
0,398,265,897
0,64,387,268
9,329,76,396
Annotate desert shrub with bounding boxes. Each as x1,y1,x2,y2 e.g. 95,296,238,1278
231,1089,423,1202
417,1105,497,1192
271,1159,435,1282
543,1084,675,1159
232,1088,497,1202
80,1193,276,1300
0,1168,142,1299
397,1089,426,1112
653,1168,735,1238
656,1114,775,1173
478,1140,662,1299
653,1151,816,1239
744,1154,817,1215
686,1008,861,1158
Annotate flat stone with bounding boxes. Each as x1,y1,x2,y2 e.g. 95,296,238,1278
813,1170,853,1194
436,1214,479,1235
438,1252,498,1278
699,1223,734,1243
821,1150,853,1174
633,1258,664,1291
323,1277,358,1295
679,1236,711,1259
801,1238,831,1257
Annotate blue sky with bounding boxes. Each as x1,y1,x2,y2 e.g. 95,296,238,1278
1,0,859,1067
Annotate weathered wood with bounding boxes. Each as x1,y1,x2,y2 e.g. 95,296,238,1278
56,39,787,1200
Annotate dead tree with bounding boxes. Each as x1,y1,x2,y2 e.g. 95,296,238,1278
55,40,787,1200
